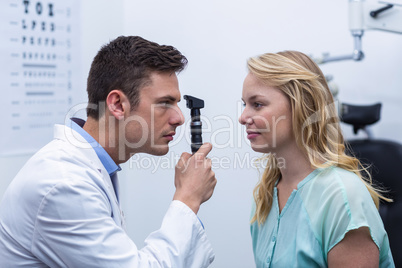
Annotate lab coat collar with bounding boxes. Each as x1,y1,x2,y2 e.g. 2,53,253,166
53,123,126,228
69,118,121,177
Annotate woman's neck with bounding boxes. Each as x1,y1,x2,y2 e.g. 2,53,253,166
275,145,314,189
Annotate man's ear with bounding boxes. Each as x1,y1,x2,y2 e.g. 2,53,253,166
106,90,130,120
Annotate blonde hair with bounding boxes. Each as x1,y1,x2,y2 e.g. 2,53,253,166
248,51,391,225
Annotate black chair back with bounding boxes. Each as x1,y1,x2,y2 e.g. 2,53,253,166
347,139,402,265
341,102,402,265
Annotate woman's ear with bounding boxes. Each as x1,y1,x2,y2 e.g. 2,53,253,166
106,90,130,120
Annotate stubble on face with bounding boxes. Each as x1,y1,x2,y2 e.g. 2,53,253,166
122,72,183,158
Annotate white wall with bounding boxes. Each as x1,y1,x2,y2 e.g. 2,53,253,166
0,1,125,196
120,1,402,267
1,1,401,267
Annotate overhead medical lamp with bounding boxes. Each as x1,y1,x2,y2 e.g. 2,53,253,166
314,0,402,64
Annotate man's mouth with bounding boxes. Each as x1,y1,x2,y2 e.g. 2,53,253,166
163,132,176,141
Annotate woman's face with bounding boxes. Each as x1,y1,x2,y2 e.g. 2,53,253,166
239,73,293,154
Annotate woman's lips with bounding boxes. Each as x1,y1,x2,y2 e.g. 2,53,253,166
247,131,261,139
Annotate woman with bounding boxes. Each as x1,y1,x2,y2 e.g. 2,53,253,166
239,51,394,267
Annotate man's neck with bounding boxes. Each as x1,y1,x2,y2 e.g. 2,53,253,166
83,116,120,164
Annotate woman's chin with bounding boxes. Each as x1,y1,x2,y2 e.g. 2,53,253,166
250,143,271,154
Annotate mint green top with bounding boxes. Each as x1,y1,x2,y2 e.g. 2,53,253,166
250,166,394,268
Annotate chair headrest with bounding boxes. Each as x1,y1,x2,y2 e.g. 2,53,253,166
340,103,382,134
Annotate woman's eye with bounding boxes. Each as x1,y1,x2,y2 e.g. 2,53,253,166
254,102,263,108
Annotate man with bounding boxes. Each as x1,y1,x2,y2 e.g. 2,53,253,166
0,36,217,267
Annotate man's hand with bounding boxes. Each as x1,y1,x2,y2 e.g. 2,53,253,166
173,143,217,214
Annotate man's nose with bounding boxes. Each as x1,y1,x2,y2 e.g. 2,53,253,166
170,106,185,126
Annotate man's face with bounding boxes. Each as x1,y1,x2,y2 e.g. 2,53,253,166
122,72,184,158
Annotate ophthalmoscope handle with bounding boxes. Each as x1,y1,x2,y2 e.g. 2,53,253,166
183,95,204,153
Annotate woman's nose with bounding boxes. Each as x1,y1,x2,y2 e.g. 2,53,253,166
239,110,252,125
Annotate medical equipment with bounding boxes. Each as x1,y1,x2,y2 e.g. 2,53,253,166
311,2,402,263
340,103,402,266
314,0,402,64
184,95,204,153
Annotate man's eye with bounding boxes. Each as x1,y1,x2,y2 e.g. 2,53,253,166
159,101,170,106
254,102,263,108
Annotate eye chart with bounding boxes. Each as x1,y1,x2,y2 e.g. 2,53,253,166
0,0,80,155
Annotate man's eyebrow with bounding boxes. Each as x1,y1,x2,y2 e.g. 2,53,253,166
156,95,180,102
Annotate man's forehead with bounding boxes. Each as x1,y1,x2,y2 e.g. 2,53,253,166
139,84,181,101
136,72,179,99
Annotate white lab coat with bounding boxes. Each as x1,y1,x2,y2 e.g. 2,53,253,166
0,124,215,267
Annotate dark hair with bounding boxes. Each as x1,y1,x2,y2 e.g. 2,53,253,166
86,36,188,119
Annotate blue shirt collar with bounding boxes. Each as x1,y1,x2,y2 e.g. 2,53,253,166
70,118,121,176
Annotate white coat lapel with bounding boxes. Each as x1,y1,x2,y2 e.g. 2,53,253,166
53,124,125,229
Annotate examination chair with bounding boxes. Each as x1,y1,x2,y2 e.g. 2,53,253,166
341,103,402,266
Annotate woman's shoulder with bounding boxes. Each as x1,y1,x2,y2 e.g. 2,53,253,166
317,165,358,181
311,166,368,194
300,165,378,228
301,166,387,256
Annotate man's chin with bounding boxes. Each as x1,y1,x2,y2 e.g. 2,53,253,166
148,145,170,156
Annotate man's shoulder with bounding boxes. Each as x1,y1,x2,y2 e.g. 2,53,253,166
14,138,104,194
